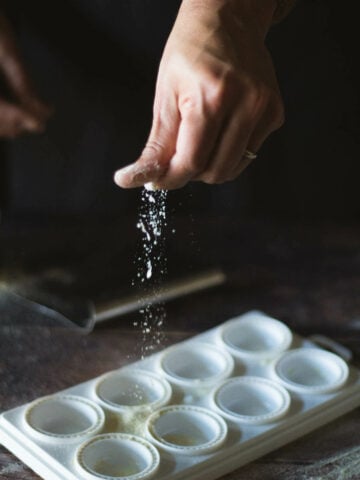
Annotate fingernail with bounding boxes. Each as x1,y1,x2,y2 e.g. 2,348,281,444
114,164,151,187
113,170,125,185
114,166,137,187
115,165,133,176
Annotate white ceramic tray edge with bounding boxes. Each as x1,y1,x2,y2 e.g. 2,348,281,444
0,416,75,480
172,385,360,480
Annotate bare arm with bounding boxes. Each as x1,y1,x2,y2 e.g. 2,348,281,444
114,0,289,190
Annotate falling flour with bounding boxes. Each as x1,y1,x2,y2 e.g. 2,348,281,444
133,187,168,359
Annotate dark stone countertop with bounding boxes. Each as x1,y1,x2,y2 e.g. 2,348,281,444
1,217,360,479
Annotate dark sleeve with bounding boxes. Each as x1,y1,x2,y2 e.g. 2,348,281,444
272,0,297,23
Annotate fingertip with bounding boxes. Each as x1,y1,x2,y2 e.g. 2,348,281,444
113,165,141,189
114,159,169,189
113,169,129,188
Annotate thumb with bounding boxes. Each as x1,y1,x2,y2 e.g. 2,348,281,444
114,99,180,189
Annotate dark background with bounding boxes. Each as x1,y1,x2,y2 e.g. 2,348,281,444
0,0,359,221
1,6,359,477
0,0,359,328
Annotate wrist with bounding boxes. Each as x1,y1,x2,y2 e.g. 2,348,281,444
181,0,277,40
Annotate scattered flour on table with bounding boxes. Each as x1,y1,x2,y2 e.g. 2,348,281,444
133,188,169,359
0,462,26,475
288,446,360,480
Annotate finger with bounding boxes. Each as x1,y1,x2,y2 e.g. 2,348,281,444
195,84,282,184
231,100,285,178
0,98,44,138
114,95,180,189
195,102,256,184
154,98,224,190
247,96,284,152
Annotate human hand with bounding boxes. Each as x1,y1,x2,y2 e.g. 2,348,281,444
0,13,51,138
114,0,284,190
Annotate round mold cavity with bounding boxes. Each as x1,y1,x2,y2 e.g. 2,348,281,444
212,376,291,424
219,314,292,360
146,405,227,455
24,395,105,444
76,433,160,480
273,348,349,394
158,343,234,387
94,369,172,413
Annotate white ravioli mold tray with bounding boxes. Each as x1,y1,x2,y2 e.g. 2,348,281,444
1,311,360,480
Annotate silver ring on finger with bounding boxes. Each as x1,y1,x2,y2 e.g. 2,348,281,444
243,149,257,161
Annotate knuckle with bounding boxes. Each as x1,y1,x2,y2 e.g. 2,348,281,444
179,95,200,116
186,67,241,114
245,82,270,113
201,170,225,185
142,139,165,157
243,81,285,127
205,78,228,109
270,95,285,128
205,69,239,109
